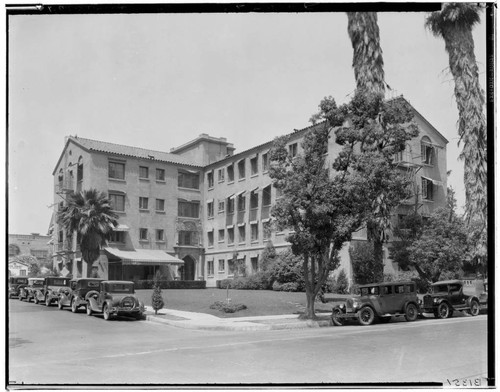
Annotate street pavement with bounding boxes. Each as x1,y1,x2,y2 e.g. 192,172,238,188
8,298,490,386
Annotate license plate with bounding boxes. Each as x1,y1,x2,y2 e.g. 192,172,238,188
123,302,132,307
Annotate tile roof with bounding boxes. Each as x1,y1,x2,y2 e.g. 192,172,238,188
69,136,202,168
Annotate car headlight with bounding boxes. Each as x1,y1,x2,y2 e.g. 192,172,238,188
352,300,360,309
433,298,439,303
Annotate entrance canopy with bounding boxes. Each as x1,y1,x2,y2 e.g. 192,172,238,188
104,248,185,266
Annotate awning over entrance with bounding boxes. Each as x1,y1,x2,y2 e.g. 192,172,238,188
104,248,185,266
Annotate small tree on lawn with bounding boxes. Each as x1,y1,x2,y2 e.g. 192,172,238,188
151,270,164,315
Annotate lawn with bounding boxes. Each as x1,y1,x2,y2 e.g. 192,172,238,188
136,288,341,318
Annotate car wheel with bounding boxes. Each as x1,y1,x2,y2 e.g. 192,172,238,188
358,306,375,326
34,296,39,304
45,296,51,307
469,299,480,316
405,303,418,322
331,308,345,326
436,302,451,319
58,299,64,310
135,313,143,321
103,304,112,321
19,295,23,301
86,304,93,316
379,316,392,323
71,299,78,313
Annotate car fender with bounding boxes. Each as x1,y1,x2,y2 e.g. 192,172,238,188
401,300,418,313
333,304,346,313
356,304,376,315
87,296,100,311
466,295,480,307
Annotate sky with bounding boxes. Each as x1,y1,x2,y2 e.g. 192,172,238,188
7,8,487,235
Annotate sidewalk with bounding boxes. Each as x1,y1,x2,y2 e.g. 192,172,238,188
144,306,333,331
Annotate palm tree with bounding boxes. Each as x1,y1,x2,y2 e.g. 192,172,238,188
425,4,487,228
346,12,389,278
59,189,118,277
347,12,386,97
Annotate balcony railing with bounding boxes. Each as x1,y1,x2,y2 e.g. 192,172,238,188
55,178,74,194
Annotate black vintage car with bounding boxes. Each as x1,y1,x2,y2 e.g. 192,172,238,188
58,278,103,313
332,281,420,326
419,280,480,318
8,276,29,299
86,280,145,321
19,278,44,302
32,276,71,306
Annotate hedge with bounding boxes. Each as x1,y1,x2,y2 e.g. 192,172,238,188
135,280,206,289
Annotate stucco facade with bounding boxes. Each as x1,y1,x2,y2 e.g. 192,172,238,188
50,97,448,287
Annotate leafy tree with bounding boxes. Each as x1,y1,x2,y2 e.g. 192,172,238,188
259,241,277,271
268,249,305,290
349,241,382,285
425,3,487,253
59,189,118,277
408,207,468,283
151,270,164,315
390,213,424,271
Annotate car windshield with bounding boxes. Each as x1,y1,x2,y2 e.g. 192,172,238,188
85,281,101,289
31,280,44,286
107,283,134,293
12,278,28,284
46,278,70,286
431,284,449,294
361,286,379,296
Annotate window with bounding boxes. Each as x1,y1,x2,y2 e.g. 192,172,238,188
289,143,298,158
156,229,164,242
218,259,225,273
262,153,269,172
109,161,125,180
178,201,200,218
20,270,26,276
178,171,199,189
218,229,225,242
383,286,393,295
207,171,214,188
207,260,214,275
250,190,259,209
110,231,125,243
156,199,165,212
109,193,125,212
139,228,149,241
207,231,214,247
207,201,214,218
250,155,258,175
228,227,234,244
251,223,259,242
421,137,434,165
218,200,225,214
238,225,246,243
263,221,272,240
227,196,235,214
238,160,246,180
139,197,149,210
251,257,258,273
262,185,272,206
422,177,434,201
218,168,225,182
139,166,149,179
238,193,246,211
179,231,197,246
227,164,234,182
156,168,165,181
395,285,405,294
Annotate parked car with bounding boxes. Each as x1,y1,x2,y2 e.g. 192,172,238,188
331,281,419,326
8,276,29,299
58,278,103,313
32,276,71,306
419,280,480,318
86,280,145,321
479,279,488,312
18,278,44,302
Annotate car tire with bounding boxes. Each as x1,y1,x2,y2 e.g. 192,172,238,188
135,313,143,321
58,299,64,310
358,306,375,326
469,299,480,316
19,295,23,301
331,308,345,326
71,299,78,313
436,302,451,319
34,296,39,304
45,296,51,307
103,304,112,321
404,303,418,322
86,304,93,316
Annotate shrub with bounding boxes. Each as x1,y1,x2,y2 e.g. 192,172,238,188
260,241,277,271
272,281,301,292
151,271,164,315
331,269,349,294
135,280,206,290
350,241,383,284
268,249,304,289
209,301,247,313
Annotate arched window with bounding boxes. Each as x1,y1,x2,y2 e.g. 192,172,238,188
77,156,83,191
421,136,434,165
58,169,64,188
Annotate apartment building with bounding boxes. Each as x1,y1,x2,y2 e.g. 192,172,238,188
50,97,448,286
